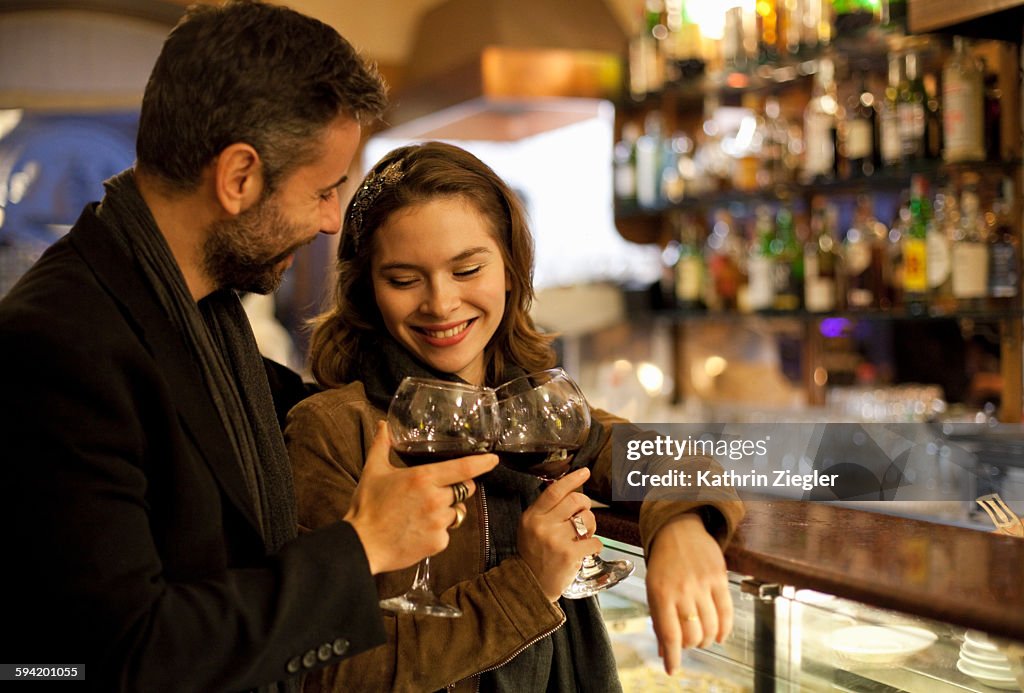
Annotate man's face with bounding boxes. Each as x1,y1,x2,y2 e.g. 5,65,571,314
202,116,361,294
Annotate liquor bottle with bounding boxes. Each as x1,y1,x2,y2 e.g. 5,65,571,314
733,93,765,192
674,211,705,310
951,173,990,310
755,0,779,64
982,60,1002,161
942,36,985,163
881,0,907,32
635,112,664,208
928,186,956,313
772,204,803,311
664,0,705,81
803,57,840,181
804,196,840,312
613,122,639,205
988,179,1020,307
704,209,748,311
903,174,930,314
844,71,879,178
924,72,943,160
832,0,877,36
722,6,750,75
747,206,777,312
880,52,903,167
898,50,927,162
887,192,911,308
845,195,890,310
628,1,666,99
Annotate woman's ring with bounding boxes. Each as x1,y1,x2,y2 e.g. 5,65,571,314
685,613,700,623
571,514,589,539
450,481,469,506
449,504,466,530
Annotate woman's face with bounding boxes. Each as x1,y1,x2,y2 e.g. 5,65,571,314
370,196,509,385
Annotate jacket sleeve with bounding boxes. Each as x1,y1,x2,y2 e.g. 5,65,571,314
286,394,566,693
583,408,746,558
0,312,386,693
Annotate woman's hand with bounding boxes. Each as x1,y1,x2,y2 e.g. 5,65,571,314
517,468,604,602
645,512,732,676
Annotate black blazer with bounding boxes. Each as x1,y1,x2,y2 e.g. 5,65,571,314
0,206,385,692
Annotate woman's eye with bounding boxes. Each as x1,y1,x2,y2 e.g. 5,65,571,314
454,265,482,278
387,277,417,288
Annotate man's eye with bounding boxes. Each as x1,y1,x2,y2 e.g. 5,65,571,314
319,189,337,202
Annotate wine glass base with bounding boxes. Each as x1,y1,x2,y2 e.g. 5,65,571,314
561,558,635,600
379,591,462,618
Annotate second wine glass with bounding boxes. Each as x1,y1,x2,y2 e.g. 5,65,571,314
380,376,496,618
494,368,634,599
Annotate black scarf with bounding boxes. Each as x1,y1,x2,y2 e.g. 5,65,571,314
96,170,297,557
353,333,620,693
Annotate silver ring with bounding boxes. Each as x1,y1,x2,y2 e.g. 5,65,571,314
449,504,466,530
450,481,469,506
571,514,589,539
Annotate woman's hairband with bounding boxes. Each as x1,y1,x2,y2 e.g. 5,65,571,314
347,159,405,249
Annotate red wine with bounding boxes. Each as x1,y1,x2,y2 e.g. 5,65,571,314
497,444,580,481
394,441,486,466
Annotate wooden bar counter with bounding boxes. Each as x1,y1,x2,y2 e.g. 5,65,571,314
595,501,1024,642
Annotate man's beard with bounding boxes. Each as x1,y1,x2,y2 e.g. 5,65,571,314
201,196,311,295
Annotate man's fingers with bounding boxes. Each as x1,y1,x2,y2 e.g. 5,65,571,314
418,453,498,488
360,421,394,478
532,467,590,513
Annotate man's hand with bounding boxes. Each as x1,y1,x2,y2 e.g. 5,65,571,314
517,467,604,602
345,422,498,574
645,512,732,676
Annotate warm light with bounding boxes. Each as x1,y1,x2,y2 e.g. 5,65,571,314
704,355,728,377
813,367,828,387
636,362,665,396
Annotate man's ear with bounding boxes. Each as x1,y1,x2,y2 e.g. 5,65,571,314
213,142,263,215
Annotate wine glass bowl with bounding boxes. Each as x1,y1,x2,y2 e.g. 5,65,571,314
380,377,496,618
493,369,591,481
494,368,634,599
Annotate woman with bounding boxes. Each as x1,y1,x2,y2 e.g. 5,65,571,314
285,142,745,692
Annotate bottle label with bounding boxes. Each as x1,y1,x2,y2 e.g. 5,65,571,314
989,241,1019,297
952,242,989,298
881,110,902,163
747,256,775,310
675,255,703,302
903,238,927,292
943,75,985,162
926,230,951,289
845,240,872,275
846,119,873,160
898,102,925,156
804,113,835,176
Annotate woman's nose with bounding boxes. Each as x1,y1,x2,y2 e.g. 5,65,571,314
421,279,460,316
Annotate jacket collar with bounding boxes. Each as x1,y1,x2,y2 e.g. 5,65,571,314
69,204,261,536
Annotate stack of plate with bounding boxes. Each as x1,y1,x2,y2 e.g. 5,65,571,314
957,630,1021,691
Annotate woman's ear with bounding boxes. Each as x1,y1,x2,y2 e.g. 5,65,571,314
213,142,263,215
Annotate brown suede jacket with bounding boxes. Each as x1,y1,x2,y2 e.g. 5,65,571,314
285,382,745,693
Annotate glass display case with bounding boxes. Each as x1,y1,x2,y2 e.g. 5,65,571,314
593,501,1024,692
599,541,1024,692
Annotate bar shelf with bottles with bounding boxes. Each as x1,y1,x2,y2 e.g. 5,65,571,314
615,0,1023,421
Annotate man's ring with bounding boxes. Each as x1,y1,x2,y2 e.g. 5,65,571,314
571,514,589,539
449,504,466,529
450,481,469,506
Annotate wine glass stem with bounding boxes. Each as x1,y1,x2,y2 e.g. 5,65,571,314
578,553,605,579
410,557,433,593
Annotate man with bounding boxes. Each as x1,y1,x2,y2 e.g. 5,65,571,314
0,2,495,691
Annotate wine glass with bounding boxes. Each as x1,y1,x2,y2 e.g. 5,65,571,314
493,368,634,599
380,376,497,618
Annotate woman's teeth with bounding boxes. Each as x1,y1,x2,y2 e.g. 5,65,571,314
423,321,469,339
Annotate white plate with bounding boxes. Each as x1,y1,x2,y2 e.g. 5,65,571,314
965,630,1003,653
956,660,1021,690
962,642,1011,664
829,625,938,665
959,651,1014,675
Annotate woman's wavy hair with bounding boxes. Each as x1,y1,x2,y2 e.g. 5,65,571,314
309,141,555,388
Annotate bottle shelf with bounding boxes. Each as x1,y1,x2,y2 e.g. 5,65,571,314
644,305,1024,325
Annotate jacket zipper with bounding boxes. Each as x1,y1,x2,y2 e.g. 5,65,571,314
445,483,566,692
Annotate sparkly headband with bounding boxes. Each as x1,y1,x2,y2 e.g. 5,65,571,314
347,159,404,250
